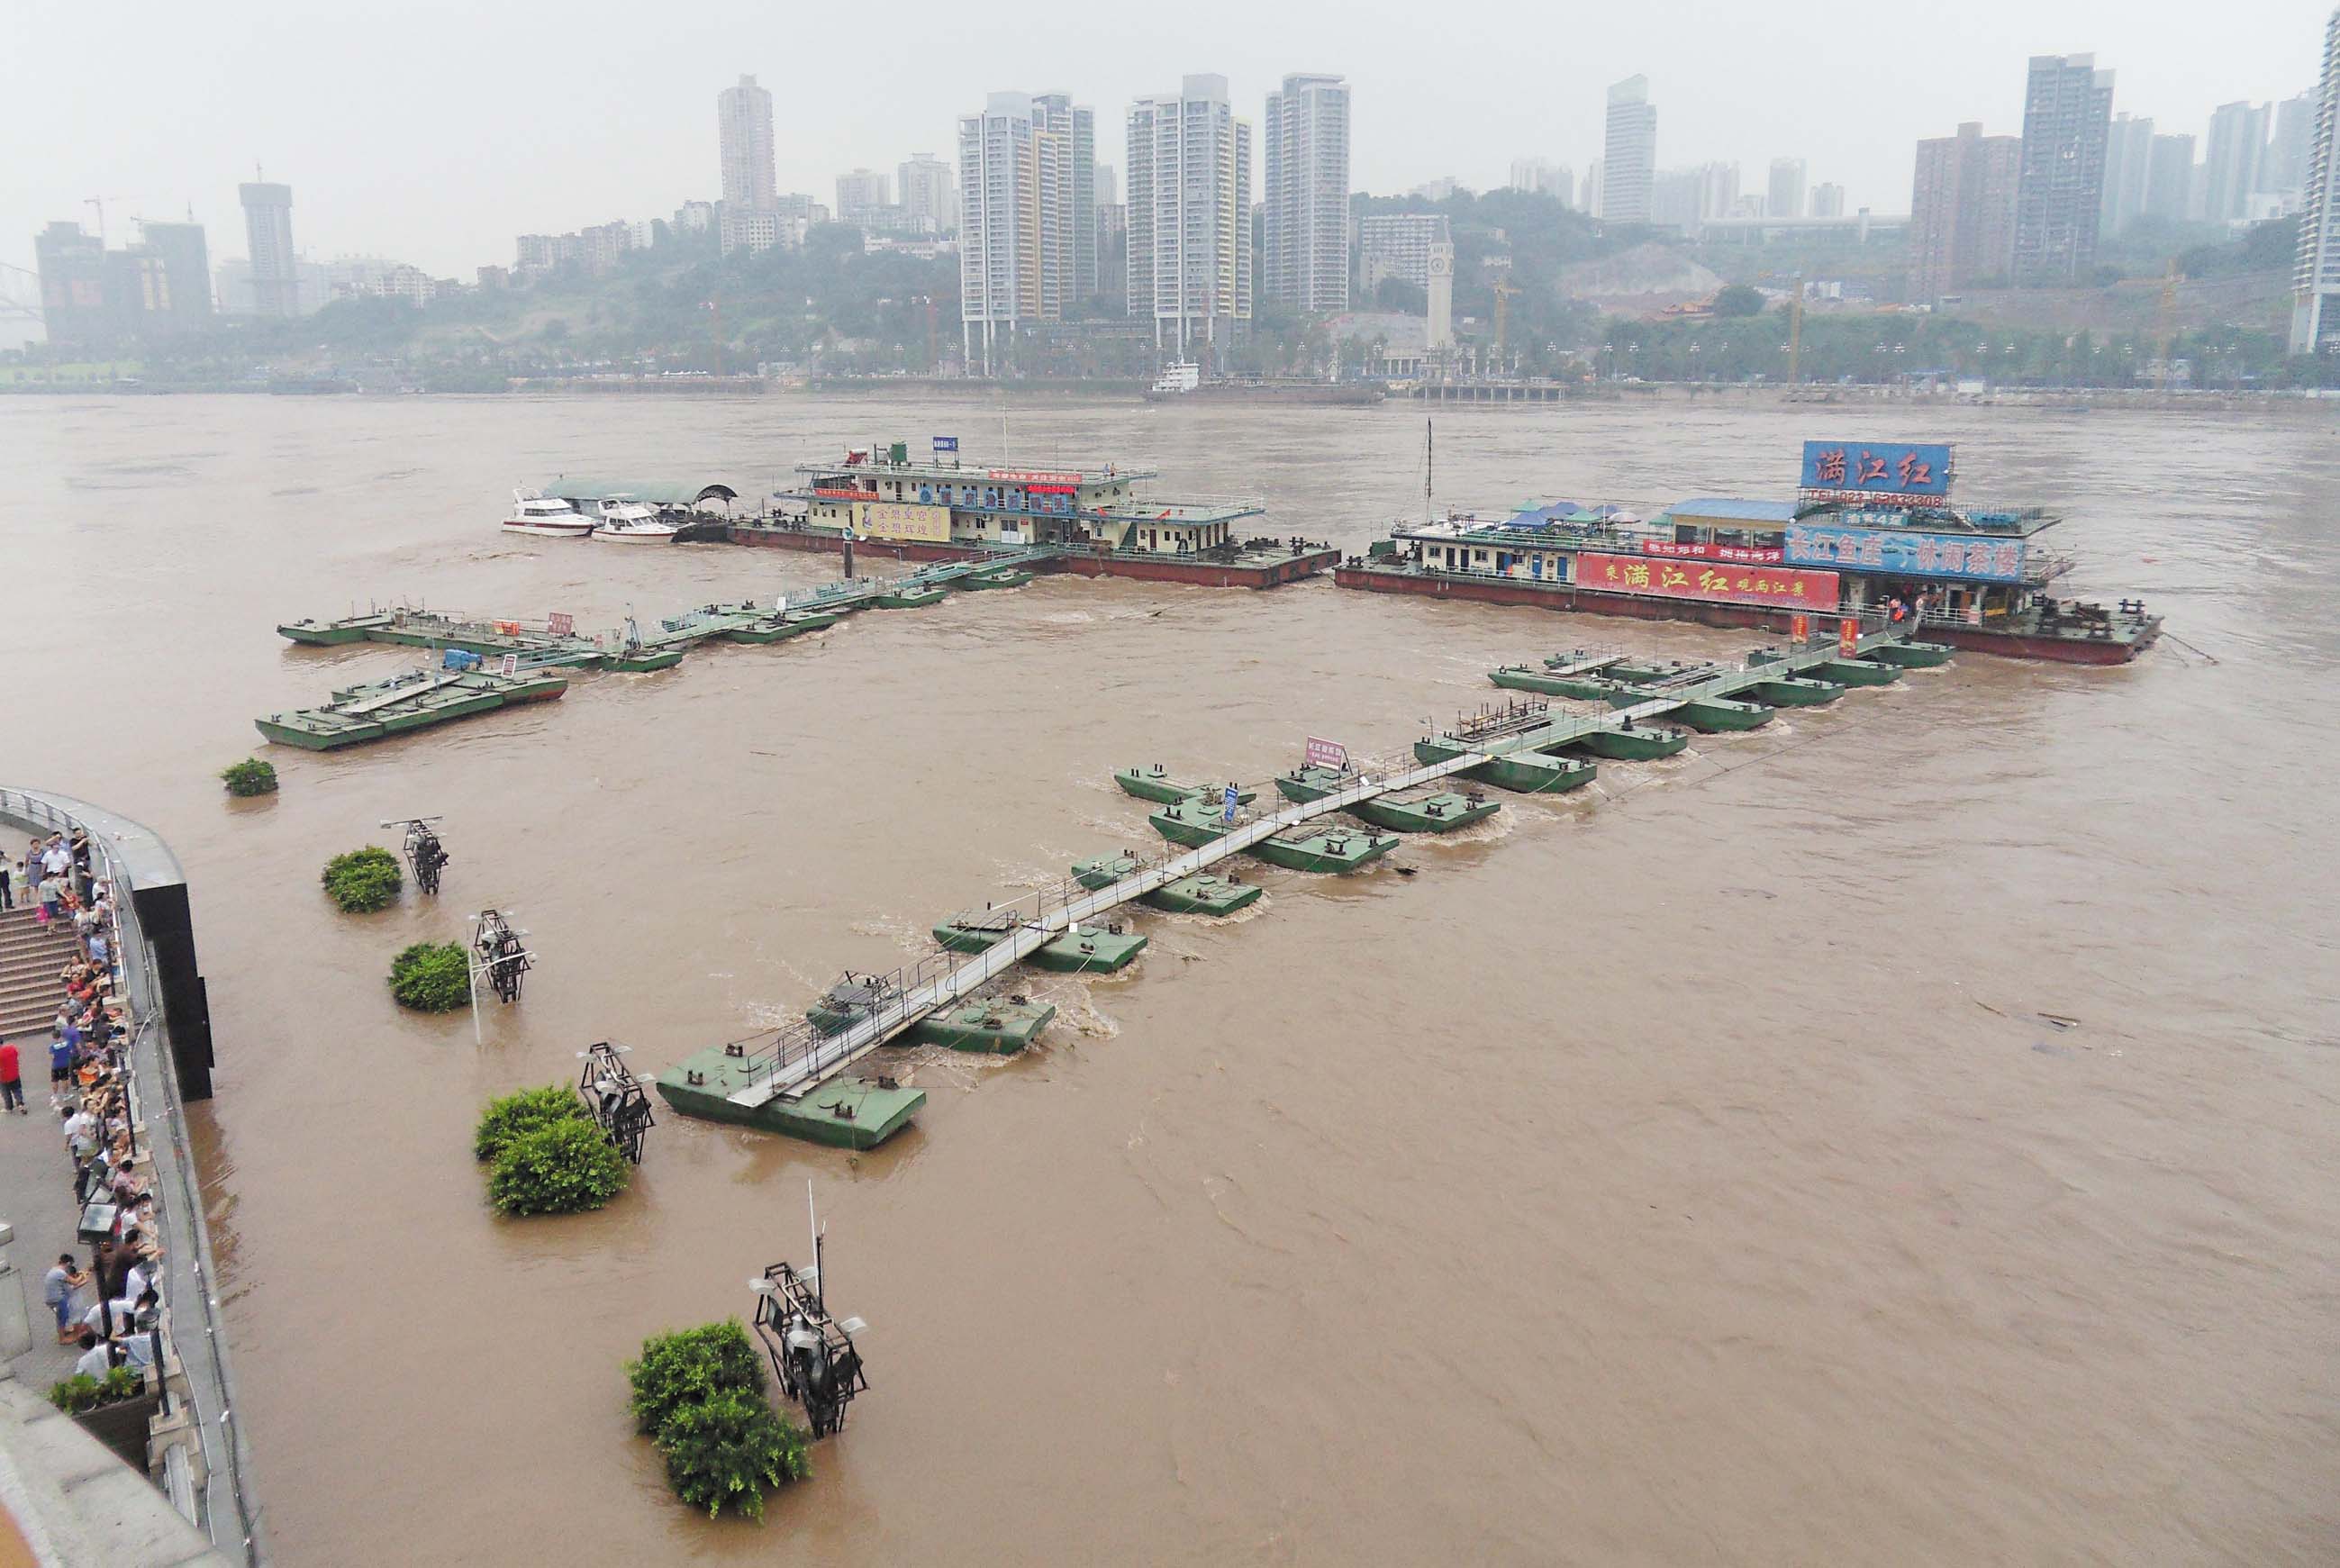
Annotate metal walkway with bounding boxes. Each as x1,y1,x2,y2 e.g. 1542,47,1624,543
724,625,1924,1111
722,752,1488,1110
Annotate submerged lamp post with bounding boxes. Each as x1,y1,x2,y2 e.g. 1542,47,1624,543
466,907,535,1043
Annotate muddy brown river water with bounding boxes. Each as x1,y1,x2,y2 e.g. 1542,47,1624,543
4,391,2336,1565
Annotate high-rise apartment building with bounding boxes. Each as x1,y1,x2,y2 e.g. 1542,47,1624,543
897,154,957,234
1357,213,1450,291
1510,158,1574,204
1263,73,1352,313
1767,158,1807,220
1909,122,2022,299
959,93,1059,371
1601,77,1656,223
2291,6,2340,354
2144,133,2197,221
33,222,108,342
1582,161,1603,215
717,75,778,255
2268,94,2315,203
1810,182,1846,218
2100,113,2154,236
835,168,890,223
2202,101,2272,223
239,181,297,316
130,221,213,331
1650,163,1738,230
2011,53,2115,286
1126,74,1252,358
1032,93,1097,300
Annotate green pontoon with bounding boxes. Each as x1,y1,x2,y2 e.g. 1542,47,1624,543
1146,801,1397,873
1666,696,1774,732
277,612,396,646
1491,665,1622,702
1274,766,1500,833
255,666,568,751
1411,738,1597,794
875,584,949,610
1564,722,1691,761
960,567,1035,590
912,997,1058,1054
1813,657,1903,686
1862,639,1955,668
653,1058,923,1149
1069,855,1263,915
1114,765,1254,807
930,912,1148,974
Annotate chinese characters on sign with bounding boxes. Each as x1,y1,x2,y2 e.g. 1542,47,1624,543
987,467,1084,486
547,612,574,637
1580,552,1839,610
1799,441,1954,501
857,500,953,543
1304,737,1349,771
1782,525,2024,583
1837,619,1860,657
1640,540,1785,565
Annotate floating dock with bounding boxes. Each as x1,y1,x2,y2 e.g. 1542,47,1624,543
649,620,1948,1148
254,666,568,750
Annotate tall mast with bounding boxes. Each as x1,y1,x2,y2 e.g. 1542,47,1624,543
1424,418,1434,522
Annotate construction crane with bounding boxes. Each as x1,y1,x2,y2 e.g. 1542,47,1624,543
1492,273,1520,370
2154,260,2181,391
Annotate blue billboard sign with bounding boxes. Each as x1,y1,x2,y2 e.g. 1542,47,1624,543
932,435,959,453
1783,522,2025,583
1800,441,1953,499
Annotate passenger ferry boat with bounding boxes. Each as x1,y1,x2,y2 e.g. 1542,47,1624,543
1337,437,2160,664
588,498,681,543
730,438,1338,589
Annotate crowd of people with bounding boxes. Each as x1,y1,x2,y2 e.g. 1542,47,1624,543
2,828,171,1389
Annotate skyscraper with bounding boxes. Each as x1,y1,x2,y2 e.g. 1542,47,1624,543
1601,77,1656,224
1509,158,1573,204
1031,94,1097,302
1767,158,1808,220
1126,74,1252,359
2202,101,2272,222
1263,73,1352,314
717,75,777,255
1810,182,1846,218
2268,93,2316,203
898,154,956,234
2100,113,2154,236
1909,122,2022,299
958,93,1060,372
2291,6,2340,355
2144,133,2197,222
2011,54,2115,286
33,222,108,343
132,221,214,331
239,181,296,316
835,168,890,222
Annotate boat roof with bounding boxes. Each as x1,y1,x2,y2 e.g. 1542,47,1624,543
543,475,738,506
1663,497,1805,525
793,456,1159,485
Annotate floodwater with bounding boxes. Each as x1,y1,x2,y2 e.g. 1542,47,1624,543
4,390,2337,1566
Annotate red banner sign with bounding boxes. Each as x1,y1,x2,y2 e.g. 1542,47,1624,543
548,612,574,637
1838,618,1860,657
1581,552,1839,610
1639,540,1785,565
987,467,1084,486
1304,736,1349,771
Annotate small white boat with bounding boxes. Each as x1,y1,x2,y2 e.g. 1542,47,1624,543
501,490,596,538
589,498,681,543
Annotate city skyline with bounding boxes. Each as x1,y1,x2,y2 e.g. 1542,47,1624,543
5,0,2324,280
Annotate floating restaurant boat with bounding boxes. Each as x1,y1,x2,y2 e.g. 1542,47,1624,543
1338,437,2161,664
1273,766,1501,834
255,665,567,750
731,438,1338,589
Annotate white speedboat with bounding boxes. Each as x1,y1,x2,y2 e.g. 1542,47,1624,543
590,498,681,543
501,490,596,538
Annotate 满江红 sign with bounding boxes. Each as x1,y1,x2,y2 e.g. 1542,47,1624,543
1304,736,1348,771
1783,523,2024,583
1580,551,1838,610
1799,441,1954,503
548,612,574,637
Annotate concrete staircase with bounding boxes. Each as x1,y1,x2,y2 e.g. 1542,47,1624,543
0,904,77,1041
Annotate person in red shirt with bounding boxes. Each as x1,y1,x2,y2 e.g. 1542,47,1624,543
0,1038,23,1114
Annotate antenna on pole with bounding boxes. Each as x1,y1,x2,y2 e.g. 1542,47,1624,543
807,1180,825,1313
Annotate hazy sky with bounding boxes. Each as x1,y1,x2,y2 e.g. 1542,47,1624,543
5,0,2327,283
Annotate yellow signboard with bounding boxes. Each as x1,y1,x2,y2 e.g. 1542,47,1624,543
857,500,953,543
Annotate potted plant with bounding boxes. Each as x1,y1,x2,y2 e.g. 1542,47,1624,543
49,1364,159,1471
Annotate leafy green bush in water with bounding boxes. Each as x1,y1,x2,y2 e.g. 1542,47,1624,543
322,846,402,912
626,1319,765,1435
487,1119,629,1216
655,1386,810,1520
387,941,469,1011
219,758,278,797
474,1083,590,1161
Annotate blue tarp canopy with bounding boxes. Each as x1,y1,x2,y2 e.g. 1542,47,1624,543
1664,497,1803,526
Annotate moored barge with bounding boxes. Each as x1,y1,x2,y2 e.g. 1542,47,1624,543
1338,438,2160,664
